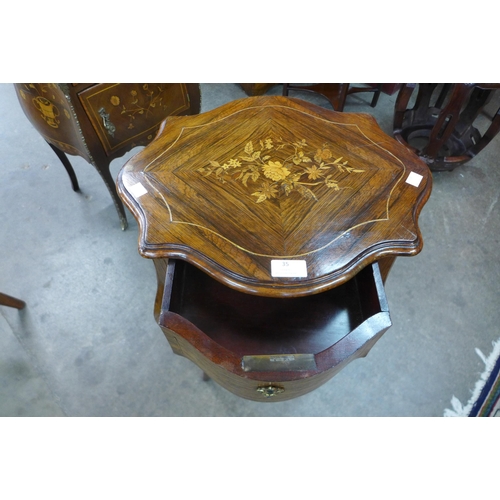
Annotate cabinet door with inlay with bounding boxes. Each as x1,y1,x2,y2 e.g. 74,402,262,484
78,83,199,157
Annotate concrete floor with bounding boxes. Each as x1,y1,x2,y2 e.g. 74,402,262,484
1,83,499,417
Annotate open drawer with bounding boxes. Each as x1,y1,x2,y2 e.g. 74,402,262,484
158,260,391,402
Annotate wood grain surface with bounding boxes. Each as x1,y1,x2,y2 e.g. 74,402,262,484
118,96,431,297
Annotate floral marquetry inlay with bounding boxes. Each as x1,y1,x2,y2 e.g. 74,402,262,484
117,96,432,296
198,137,364,204
118,84,175,131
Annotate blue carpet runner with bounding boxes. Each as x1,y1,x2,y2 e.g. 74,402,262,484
445,338,500,417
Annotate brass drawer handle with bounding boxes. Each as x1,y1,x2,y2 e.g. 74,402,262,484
256,385,285,398
98,107,116,137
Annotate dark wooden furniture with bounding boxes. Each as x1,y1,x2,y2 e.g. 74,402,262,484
283,83,382,111
0,292,25,309
14,83,201,229
117,96,431,401
393,83,500,171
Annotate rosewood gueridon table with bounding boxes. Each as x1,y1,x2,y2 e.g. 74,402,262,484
117,96,432,402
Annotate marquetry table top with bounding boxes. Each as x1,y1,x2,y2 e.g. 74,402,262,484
117,96,431,297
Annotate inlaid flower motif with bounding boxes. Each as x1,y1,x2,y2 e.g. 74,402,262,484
263,161,290,181
305,165,323,180
199,137,364,203
228,159,241,168
314,147,333,163
252,181,279,203
110,95,120,106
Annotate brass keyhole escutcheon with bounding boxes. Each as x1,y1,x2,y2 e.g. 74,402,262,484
256,385,285,398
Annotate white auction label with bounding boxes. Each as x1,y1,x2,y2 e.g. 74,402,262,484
406,171,423,187
128,182,148,197
271,260,307,278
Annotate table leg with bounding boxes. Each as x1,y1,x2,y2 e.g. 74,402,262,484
47,142,80,192
91,161,128,230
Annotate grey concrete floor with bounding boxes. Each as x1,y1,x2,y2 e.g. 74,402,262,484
1,83,499,417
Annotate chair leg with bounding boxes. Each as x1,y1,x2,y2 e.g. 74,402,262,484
370,84,382,107
337,84,349,112
0,293,26,310
346,84,382,108
47,142,80,192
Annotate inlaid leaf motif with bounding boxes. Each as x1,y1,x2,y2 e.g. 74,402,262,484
252,192,267,203
119,84,170,124
198,136,364,203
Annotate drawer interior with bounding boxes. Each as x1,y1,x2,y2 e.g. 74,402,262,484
165,260,386,357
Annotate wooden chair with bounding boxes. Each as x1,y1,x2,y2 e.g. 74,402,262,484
282,83,381,111
393,83,500,171
0,293,26,309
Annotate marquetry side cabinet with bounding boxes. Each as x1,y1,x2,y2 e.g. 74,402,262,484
117,96,432,401
15,83,201,229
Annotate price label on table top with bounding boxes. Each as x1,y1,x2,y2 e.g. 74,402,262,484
406,171,423,187
128,182,148,198
271,260,307,278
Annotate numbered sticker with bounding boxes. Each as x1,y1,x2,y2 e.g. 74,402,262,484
271,260,307,278
406,171,423,187
129,182,148,198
